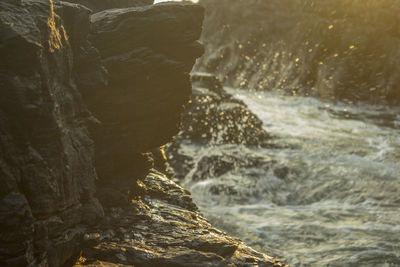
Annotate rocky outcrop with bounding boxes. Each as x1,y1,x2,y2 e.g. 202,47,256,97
165,74,294,206
1,0,203,265
176,73,270,146
196,0,400,105
0,1,101,266
74,171,284,267
166,73,276,180
0,0,284,266
85,3,205,193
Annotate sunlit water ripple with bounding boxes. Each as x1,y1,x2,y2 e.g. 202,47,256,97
180,88,400,266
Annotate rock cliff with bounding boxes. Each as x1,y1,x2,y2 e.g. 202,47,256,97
0,0,283,266
0,1,100,265
87,3,204,194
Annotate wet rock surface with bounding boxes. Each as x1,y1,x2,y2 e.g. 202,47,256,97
178,73,270,146
166,74,285,183
74,171,284,267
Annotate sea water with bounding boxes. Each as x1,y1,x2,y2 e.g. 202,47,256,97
179,88,400,266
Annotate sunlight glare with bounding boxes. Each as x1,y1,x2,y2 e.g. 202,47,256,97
154,0,199,3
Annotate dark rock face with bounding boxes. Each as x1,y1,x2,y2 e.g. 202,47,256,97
0,0,100,265
0,0,283,266
86,3,205,190
54,1,108,99
74,171,284,267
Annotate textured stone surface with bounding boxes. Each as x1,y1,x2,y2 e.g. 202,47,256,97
74,171,285,267
0,1,284,266
0,0,100,265
86,3,204,189
55,1,108,99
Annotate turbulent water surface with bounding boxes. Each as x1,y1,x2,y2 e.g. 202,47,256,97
177,88,400,266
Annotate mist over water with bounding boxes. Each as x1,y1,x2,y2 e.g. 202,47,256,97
196,0,400,105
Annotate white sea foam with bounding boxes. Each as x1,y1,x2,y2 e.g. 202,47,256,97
180,89,400,265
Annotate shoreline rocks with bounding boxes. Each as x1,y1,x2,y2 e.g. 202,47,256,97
75,171,285,267
166,73,277,181
0,0,285,266
86,3,205,193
